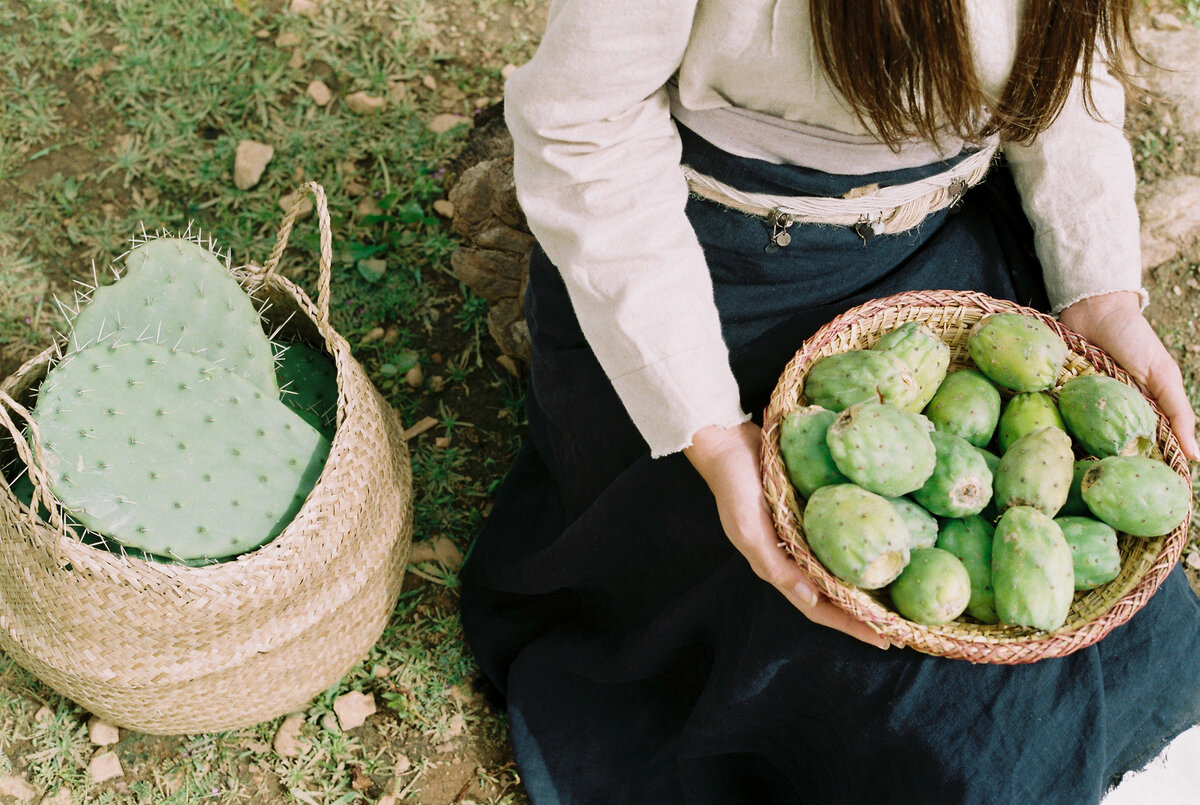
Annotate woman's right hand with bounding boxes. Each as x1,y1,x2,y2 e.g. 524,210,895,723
684,421,892,650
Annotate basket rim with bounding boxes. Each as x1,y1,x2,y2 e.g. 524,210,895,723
760,289,1192,664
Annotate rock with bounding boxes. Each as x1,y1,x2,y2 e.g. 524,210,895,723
279,190,314,219
0,775,37,802
356,196,383,218
273,714,305,757
432,199,455,218
87,716,120,746
1136,27,1200,138
434,436,451,449
333,691,376,730
39,787,72,805
88,752,123,783
306,80,333,106
429,114,471,135
289,0,318,17
1151,12,1185,31
421,74,438,90
405,365,424,388
361,326,386,345
377,796,398,805
409,536,463,570
275,32,302,48
288,49,304,69
345,91,385,115
33,706,53,723
1139,175,1200,269
233,140,274,190
320,712,340,733
394,755,412,775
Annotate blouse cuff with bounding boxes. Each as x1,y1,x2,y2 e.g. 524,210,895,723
1035,217,1147,314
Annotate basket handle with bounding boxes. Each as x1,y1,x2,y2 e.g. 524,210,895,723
258,181,334,327
0,390,69,560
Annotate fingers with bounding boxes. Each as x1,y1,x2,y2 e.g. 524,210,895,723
1144,349,1200,461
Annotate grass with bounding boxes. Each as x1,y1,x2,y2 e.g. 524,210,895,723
0,0,537,802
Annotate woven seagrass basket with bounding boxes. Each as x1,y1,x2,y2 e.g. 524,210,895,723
0,183,413,733
761,289,1192,664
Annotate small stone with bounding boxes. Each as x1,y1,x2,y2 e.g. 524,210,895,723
306,80,333,106
388,81,408,103
345,91,385,115
345,179,367,197
321,712,341,733
1187,552,1200,570
356,196,382,218
409,536,463,570
87,716,120,746
436,741,456,754
421,74,438,90
435,436,451,449
500,63,518,80
430,375,445,392
377,797,398,805
333,691,376,730
373,665,391,678
290,0,318,17
233,140,274,190
362,327,386,345
274,714,304,757
429,114,470,135
383,326,400,345
254,28,271,39
394,755,412,775
1174,285,1183,295
446,714,466,737
405,365,424,388
39,787,72,805
1151,12,1185,30
33,706,53,722
0,775,37,802
288,49,304,69
275,32,302,48
432,199,455,218
278,191,314,219
89,752,123,783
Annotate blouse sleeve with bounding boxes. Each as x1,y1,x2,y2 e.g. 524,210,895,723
1002,48,1148,313
504,0,749,457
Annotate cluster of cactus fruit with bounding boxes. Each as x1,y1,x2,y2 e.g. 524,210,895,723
782,314,1191,632
12,233,338,565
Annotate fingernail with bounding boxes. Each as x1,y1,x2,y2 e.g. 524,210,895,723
794,581,818,607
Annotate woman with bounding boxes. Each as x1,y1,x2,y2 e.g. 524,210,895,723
461,1,1200,802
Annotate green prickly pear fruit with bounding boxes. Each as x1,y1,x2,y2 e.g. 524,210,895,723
1055,516,1121,590
275,340,339,438
803,484,911,589
909,431,993,518
886,496,939,549
31,341,330,561
804,350,920,412
1057,374,1156,458
1058,458,1097,518
65,236,279,396
967,313,1067,392
779,406,850,499
977,447,1002,523
888,547,971,625
996,392,1064,454
993,426,1074,517
1080,456,1190,537
992,506,1074,631
923,369,1001,448
825,402,937,497
936,515,998,623
871,322,950,412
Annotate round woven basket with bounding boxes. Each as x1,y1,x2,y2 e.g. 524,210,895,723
0,183,414,733
761,289,1192,664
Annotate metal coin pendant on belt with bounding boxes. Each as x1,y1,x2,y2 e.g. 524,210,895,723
767,208,794,252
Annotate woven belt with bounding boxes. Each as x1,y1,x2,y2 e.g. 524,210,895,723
682,142,999,247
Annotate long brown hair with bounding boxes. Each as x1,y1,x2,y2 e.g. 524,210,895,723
809,0,1137,146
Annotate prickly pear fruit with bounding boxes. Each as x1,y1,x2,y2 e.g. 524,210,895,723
910,431,993,517
936,515,998,623
804,350,920,412
1057,374,1156,458
967,313,1067,392
825,402,936,497
871,322,950,412
30,341,330,560
993,427,1074,517
1055,516,1121,590
977,447,1002,523
996,392,1064,454
803,484,911,589
1058,459,1097,518
779,406,850,499
886,496,938,549
992,506,1074,631
923,369,1001,448
888,547,971,625
1080,456,1190,537
275,340,339,438
65,236,278,396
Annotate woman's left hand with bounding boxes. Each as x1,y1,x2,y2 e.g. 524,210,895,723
1058,291,1199,461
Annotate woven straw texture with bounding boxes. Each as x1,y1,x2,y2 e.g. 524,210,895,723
0,183,413,733
761,290,1192,664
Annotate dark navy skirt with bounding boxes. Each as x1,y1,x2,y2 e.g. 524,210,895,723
460,125,1200,805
